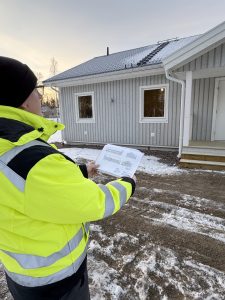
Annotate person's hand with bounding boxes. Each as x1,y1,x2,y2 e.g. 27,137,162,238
87,161,99,177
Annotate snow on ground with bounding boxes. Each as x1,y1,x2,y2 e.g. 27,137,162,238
48,125,183,176
86,182,225,299
59,147,183,176
132,196,225,243
88,221,225,300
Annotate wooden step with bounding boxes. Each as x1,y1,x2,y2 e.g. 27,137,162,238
182,146,225,156
181,153,225,163
179,159,225,171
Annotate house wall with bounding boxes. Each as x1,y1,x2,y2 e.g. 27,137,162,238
191,78,215,141
177,42,225,72
176,43,225,141
60,74,182,147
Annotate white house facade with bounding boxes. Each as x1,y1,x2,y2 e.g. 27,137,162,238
44,21,225,170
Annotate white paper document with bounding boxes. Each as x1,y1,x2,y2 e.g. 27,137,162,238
95,144,144,177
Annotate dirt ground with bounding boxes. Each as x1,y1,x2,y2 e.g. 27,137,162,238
1,150,225,299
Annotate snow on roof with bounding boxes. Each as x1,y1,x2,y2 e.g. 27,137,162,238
44,35,200,83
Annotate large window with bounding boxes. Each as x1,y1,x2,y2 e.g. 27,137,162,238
140,84,168,123
75,92,95,123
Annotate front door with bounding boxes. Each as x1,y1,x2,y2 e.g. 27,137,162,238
214,79,225,140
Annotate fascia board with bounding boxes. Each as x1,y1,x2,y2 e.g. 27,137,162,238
44,64,164,87
163,21,225,71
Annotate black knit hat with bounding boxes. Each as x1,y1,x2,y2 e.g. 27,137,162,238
0,56,37,107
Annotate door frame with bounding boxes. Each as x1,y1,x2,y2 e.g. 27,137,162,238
211,77,225,141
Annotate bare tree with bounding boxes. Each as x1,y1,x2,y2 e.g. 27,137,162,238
49,57,59,120
36,72,43,85
49,57,58,77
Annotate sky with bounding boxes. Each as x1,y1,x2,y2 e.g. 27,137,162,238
0,0,225,80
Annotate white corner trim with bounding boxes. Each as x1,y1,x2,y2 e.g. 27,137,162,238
139,83,169,123
183,71,193,146
163,21,225,70
74,91,95,123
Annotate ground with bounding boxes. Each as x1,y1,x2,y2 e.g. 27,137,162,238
1,150,225,300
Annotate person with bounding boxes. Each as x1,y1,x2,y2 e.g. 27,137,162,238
0,56,136,300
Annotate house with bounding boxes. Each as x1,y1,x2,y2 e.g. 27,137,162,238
44,21,225,170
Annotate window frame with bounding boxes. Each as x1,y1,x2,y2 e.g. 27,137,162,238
139,84,169,123
74,91,95,123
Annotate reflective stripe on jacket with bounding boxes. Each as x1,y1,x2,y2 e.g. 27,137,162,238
0,106,135,287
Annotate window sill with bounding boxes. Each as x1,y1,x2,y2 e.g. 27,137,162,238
139,117,168,123
75,118,95,124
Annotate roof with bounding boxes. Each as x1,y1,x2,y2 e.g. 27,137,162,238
44,35,199,84
163,21,225,71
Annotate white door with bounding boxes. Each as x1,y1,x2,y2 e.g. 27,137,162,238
215,79,225,140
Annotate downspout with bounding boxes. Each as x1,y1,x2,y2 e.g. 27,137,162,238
165,69,185,158
50,85,60,123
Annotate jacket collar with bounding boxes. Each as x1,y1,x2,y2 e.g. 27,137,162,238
0,105,64,155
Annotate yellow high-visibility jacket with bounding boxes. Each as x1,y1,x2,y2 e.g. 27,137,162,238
0,106,135,287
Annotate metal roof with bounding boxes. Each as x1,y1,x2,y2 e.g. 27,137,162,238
44,35,200,83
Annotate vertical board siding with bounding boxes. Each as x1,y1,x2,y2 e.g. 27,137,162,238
60,74,181,147
191,77,215,141
177,42,225,72
175,43,224,142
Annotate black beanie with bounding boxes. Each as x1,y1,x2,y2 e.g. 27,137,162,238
0,56,37,108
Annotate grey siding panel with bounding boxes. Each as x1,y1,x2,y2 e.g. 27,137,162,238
221,43,225,66
60,75,181,147
174,43,224,142
191,78,215,141
177,42,225,72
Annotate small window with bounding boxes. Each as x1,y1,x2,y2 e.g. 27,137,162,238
140,85,168,123
75,92,95,123
78,95,93,118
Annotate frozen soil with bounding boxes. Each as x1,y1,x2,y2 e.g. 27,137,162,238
1,150,225,300
86,169,225,300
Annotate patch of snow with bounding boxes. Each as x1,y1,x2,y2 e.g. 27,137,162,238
139,155,183,175
131,198,225,243
88,227,225,299
59,148,183,176
148,187,225,212
48,130,62,143
88,258,125,300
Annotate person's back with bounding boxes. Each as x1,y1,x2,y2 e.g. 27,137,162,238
0,56,136,300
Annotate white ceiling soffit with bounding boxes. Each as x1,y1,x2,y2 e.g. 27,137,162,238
44,64,164,87
163,21,225,71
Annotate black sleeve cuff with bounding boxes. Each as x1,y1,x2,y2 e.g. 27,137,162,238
79,164,88,178
121,177,136,196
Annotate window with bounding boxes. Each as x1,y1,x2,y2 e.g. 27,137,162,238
140,84,168,123
75,92,95,123
78,96,93,118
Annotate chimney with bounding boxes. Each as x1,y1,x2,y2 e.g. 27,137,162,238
107,47,109,56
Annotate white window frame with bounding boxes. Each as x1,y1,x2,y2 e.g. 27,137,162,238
74,91,95,123
139,84,169,123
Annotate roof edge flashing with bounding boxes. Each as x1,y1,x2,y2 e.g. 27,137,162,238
43,64,164,87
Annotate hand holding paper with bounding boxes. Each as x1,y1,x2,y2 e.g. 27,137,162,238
95,144,144,178
87,161,99,177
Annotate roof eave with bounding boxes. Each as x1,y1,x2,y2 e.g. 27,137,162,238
43,63,164,87
163,21,225,71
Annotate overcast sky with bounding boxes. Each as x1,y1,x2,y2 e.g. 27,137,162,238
0,0,225,80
